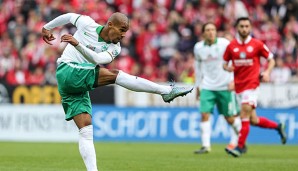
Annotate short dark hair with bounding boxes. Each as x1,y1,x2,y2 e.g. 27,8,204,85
235,17,251,26
201,22,216,33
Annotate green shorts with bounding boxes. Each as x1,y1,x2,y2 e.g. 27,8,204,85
199,89,239,117
56,62,100,121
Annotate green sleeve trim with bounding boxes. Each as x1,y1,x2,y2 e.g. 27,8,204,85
74,15,82,27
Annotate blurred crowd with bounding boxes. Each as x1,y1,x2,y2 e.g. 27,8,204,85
0,0,297,86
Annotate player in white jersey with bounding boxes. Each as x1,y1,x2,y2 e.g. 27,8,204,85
42,12,193,171
193,23,241,154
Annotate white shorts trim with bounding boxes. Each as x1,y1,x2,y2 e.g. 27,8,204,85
237,89,259,108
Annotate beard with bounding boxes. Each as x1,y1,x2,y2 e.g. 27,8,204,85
239,31,250,39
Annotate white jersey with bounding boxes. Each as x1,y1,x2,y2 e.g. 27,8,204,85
193,37,232,91
57,14,119,64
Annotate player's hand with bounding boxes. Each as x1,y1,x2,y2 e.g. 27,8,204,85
196,87,200,100
225,66,234,72
261,71,270,82
223,63,234,72
61,34,79,46
228,81,235,91
42,27,56,45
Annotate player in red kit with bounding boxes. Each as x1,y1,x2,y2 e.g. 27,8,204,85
223,17,287,157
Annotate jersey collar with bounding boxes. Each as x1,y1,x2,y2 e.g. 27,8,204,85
96,25,105,42
236,34,252,44
204,38,217,46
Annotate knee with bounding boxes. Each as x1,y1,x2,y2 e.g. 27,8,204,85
73,113,92,129
98,68,120,86
81,122,92,128
250,117,259,125
241,104,253,117
201,113,210,122
242,105,252,113
109,69,120,82
225,117,234,125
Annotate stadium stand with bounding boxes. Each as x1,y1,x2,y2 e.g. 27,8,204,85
0,0,297,86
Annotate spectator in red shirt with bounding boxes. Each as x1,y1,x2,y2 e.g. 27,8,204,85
6,59,29,85
27,66,45,85
223,17,287,157
140,64,158,81
115,49,136,74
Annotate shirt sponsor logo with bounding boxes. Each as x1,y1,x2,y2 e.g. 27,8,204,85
112,49,119,56
101,44,108,52
234,59,253,66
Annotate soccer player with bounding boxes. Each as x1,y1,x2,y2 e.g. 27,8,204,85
223,17,287,157
42,12,193,170
193,23,241,154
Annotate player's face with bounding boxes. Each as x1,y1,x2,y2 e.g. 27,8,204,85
237,20,251,38
203,24,217,42
108,22,129,44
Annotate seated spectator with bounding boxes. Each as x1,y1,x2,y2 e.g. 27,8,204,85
0,47,16,79
177,28,196,53
283,31,297,57
27,66,45,85
140,64,158,81
179,53,195,84
284,54,298,76
158,26,179,63
6,59,29,85
156,63,175,82
115,49,136,74
224,0,249,20
270,57,291,84
44,63,57,85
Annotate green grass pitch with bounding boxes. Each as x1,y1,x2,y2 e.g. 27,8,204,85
0,142,297,171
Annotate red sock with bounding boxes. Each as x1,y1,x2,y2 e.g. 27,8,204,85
238,120,250,149
257,116,278,129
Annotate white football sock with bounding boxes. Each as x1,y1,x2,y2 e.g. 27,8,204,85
115,70,171,94
200,120,211,148
229,116,241,146
79,125,98,171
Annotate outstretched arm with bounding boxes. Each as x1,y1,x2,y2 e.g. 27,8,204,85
61,34,120,65
42,13,80,45
44,13,80,30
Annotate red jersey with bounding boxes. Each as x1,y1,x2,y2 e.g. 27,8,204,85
223,36,273,93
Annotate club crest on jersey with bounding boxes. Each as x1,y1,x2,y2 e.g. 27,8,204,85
86,44,96,51
240,52,246,58
247,46,254,52
112,49,119,56
101,44,108,52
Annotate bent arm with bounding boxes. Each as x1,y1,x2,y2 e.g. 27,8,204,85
60,34,120,65
223,62,234,72
265,58,275,73
75,43,114,65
